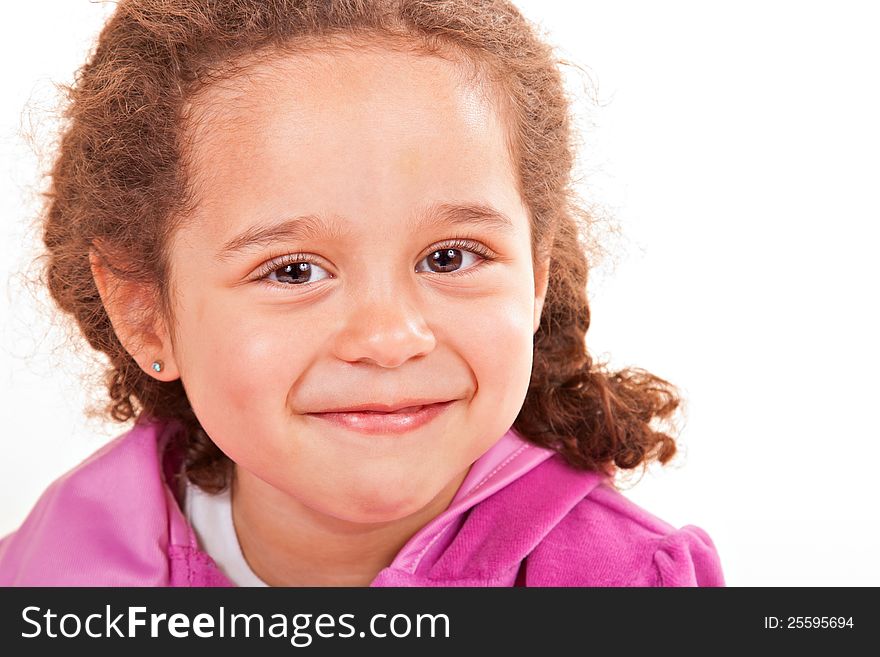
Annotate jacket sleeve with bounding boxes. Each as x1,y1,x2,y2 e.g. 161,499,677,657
652,524,725,586
0,533,11,569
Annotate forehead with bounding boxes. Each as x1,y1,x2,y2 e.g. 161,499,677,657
179,46,525,240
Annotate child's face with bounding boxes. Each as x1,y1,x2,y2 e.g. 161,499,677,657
163,48,548,523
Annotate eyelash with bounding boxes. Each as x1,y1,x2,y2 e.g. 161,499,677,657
252,238,496,290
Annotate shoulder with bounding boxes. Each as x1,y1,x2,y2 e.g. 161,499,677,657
0,419,183,585
527,475,726,587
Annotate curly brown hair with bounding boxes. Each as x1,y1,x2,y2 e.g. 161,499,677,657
41,0,680,492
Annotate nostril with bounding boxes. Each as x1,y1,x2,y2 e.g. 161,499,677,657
334,314,437,368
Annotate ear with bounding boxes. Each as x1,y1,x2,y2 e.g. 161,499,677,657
89,248,180,381
533,256,550,334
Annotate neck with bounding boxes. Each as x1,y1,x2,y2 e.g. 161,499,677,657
231,466,467,587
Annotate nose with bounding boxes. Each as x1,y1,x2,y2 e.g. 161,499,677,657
332,284,437,368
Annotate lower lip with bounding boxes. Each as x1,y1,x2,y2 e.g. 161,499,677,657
307,401,455,435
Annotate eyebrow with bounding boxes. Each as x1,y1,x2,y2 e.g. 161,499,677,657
216,201,515,259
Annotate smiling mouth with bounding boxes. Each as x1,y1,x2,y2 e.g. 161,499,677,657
363,404,423,412
306,400,455,435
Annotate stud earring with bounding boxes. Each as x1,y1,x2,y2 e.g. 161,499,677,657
151,360,164,373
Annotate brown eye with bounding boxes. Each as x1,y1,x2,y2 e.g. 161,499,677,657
417,248,481,274
266,261,331,285
429,249,461,273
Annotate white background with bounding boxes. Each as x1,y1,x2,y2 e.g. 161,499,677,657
2,1,878,586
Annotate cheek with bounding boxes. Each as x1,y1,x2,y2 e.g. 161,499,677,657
451,285,536,416
173,292,322,435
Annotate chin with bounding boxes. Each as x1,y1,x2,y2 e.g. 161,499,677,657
331,487,440,526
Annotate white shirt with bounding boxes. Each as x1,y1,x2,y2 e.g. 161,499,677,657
184,481,269,587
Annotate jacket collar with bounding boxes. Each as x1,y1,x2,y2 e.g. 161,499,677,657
371,454,606,586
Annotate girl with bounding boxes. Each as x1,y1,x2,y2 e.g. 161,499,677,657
0,0,724,587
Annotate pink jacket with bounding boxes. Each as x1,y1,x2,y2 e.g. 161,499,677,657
0,418,725,586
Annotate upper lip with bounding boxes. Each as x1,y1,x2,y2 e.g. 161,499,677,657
308,400,453,414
